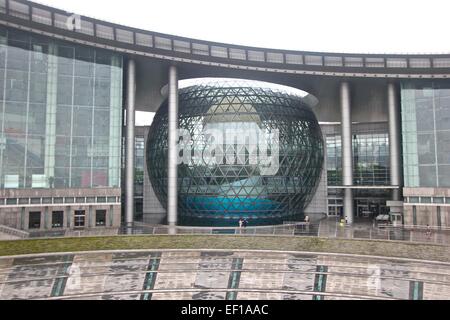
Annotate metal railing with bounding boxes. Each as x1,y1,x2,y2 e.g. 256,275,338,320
0,221,448,246
117,221,450,246
0,224,29,239
329,226,449,245
123,222,315,237
1,0,450,78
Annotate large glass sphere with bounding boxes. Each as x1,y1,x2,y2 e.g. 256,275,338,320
147,79,324,226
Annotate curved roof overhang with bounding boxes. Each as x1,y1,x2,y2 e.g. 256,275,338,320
1,0,450,79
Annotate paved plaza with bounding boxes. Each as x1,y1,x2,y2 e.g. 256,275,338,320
0,250,449,300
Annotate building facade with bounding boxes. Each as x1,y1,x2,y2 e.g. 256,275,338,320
0,0,450,232
0,26,122,233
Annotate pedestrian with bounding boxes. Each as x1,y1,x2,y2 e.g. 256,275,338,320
304,215,310,223
426,225,432,239
243,219,248,228
239,218,243,228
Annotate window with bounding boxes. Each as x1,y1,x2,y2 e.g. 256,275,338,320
173,40,190,53
154,37,172,50
6,198,18,205
304,55,323,66
413,206,417,226
29,212,41,229
96,210,107,227
107,197,117,203
96,24,114,40
247,50,265,62
345,57,363,67
116,29,134,44
135,33,153,47
437,207,442,228
52,211,64,229
76,197,86,203
86,197,96,203
0,31,123,192
421,197,432,204
229,48,246,60
32,8,52,26
211,46,228,59
74,210,86,228
409,197,420,203
97,197,106,203
65,197,75,204
433,197,444,204
285,54,303,65
324,56,343,67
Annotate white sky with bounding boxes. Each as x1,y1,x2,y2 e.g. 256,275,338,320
35,0,450,54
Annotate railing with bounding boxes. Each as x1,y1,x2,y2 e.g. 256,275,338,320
400,225,450,232
329,226,449,245
124,222,315,237
1,0,450,77
0,220,448,246
0,224,29,239
119,221,450,246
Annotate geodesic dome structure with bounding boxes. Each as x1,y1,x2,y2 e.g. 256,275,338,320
147,79,324,226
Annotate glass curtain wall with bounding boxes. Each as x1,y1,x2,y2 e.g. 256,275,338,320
402,81,450,187
325,125,390,186
0,27,123,189
353,133,390,186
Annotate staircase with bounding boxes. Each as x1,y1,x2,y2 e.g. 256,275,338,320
0,225,30,240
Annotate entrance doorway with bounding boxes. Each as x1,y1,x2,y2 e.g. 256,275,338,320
328,198,343,217
356,199,388,219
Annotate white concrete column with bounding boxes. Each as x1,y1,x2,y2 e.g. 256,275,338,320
388,83,402,201
167,65,179,229
44,43,58,187
341,82,354,224
125,59,136,229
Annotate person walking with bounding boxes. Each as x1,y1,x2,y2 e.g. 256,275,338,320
426,225,432,239
304,215,310,233
239,218,244,229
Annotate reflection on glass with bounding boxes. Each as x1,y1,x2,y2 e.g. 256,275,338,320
402,81,450,187
0,27,123,189
148,80,324,226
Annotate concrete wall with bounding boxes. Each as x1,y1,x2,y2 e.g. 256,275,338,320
403,187,450,227
0,188,121,232
403,205,450,228
305,130,328,217
143,126,167,224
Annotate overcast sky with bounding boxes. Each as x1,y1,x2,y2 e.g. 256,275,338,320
35,0,450,54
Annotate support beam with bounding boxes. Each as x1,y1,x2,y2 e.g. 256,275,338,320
44,43,57,188
388,83,402,201
125,59,136,229
340,82,354,224
167,65,179,228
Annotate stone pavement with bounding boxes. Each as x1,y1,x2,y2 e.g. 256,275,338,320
0,250,449,300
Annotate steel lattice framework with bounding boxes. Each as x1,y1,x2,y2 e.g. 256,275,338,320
147,80,324,226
